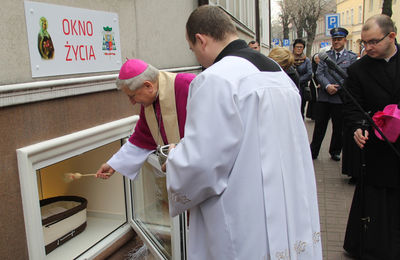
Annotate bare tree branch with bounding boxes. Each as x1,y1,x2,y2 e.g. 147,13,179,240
278,0,291,39
278,0,336,56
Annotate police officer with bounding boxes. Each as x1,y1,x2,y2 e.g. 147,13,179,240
310,27,357,161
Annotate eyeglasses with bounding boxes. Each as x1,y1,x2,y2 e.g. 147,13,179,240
360,32,390,48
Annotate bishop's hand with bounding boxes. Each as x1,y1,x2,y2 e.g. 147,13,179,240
96,163,115,179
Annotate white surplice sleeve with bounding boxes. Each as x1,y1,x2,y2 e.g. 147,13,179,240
166,73,243,217
107,141,154,180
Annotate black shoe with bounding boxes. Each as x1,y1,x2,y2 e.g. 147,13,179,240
330,154,340,161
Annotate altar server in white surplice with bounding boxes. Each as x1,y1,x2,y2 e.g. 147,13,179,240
164,5,322,260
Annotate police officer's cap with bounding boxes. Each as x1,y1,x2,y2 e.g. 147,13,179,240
330,27,348,38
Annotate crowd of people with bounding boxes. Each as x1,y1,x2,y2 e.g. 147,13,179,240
95,5,399,259
267,14,400,259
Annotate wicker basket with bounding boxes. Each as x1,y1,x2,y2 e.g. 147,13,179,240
40,196,87,254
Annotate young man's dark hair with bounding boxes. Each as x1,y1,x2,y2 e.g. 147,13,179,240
293,38,306,49
186,5,237,44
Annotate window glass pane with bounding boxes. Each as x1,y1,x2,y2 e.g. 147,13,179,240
220,0,227,8
228,0,234,13
235,0,240,19
249,0,254,30
243,0,248,26
132,161,172,258
260,0,269,44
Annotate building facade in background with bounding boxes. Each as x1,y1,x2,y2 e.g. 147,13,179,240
208,0,272,53
337,0,364,54
313,0,399,56
363,0,399,33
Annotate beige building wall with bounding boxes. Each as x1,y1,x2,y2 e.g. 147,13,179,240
312,16,332,55
0,0,199,86
363,0,400,41
337,0,364,54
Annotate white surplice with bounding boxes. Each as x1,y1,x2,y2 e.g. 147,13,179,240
166,56,322,260
107,142,154,180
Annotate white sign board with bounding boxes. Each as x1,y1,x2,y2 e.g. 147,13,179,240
24,1,122,77
325,13,340,37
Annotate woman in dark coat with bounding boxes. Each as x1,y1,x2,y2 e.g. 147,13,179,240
293,39,312,118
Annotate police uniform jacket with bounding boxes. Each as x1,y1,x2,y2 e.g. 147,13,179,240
316,49,357,104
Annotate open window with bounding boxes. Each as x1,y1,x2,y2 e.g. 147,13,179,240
17,117,137,259
17,116,187,259
128,154,187,259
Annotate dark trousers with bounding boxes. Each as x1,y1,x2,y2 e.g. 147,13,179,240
301,97,306,118
344,184,400,259
306,100,317,119
310,101,343,157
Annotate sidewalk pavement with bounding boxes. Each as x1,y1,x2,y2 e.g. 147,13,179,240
305,119,355,260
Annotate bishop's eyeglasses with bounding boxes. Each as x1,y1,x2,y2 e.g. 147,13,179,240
360,32,390,48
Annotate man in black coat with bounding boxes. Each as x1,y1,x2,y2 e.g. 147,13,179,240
343,14,400,259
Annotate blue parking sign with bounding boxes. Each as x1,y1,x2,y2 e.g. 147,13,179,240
325,14,340,36
283,39,290,47
320,42,329,48
272,38,280,46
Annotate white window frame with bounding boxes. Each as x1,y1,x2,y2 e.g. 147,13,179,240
0,66,201,108
209,0,256,34
259,0,271,47
16,116,138,260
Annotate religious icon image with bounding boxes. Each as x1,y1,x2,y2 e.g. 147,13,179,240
37,17,54,60
102,26,116,51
